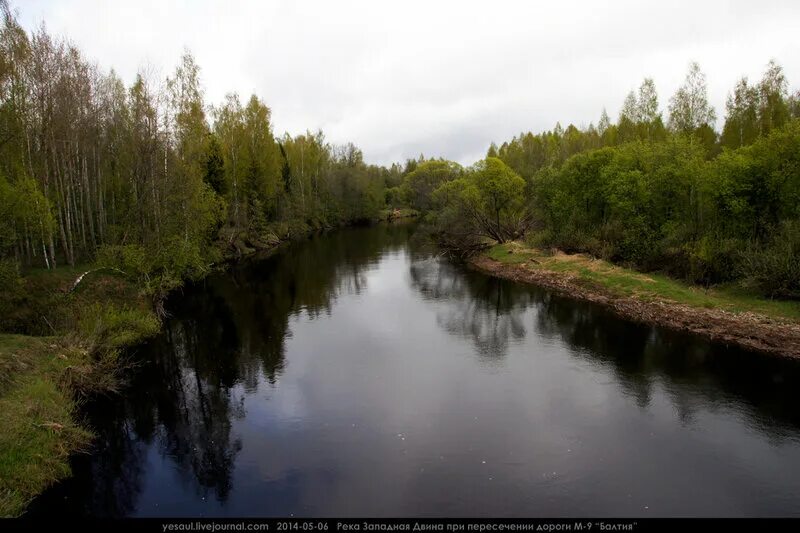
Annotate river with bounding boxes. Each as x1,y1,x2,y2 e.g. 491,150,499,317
30,222,800,517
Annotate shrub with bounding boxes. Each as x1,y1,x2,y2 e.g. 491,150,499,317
0,259,22,326
95,244,149,279
552,226,603,256
739,221,800,299
523,229,553,250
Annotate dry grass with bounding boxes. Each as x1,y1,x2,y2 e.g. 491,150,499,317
477,244,800,357
486,242,800,322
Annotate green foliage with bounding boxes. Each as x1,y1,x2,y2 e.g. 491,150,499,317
399,159,461,211
738,221,800,299
677,236,741,286
1,5,393,289
432,157,528,244
526,121,800,292
96,244,149,278
485,243,800,320
95,178,225,292
0,174,54,264
385,186,403,207
0,258,21,322
668,62,716,134
0,334,93,517
530,138,709,267
721,77,760,149
714,119,800,240
432,105,800,299
0,0,798,306
204,133,227,195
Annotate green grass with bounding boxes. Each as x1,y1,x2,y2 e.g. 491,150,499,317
486,243,536,265
0,334,93,517
486,242,800,321
4,262,146,336
0,265,162,517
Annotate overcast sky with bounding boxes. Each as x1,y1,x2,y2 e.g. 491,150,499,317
15,0,800,166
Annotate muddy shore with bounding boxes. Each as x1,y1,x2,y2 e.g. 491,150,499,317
470,254,800,359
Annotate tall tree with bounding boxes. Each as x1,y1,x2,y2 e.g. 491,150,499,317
637,78,660,124
757,59,789,136
432,157,528,243
598,108,611,136
618,91,638,143
721,77,759,149
668,62,716,134
204,133,226,195
619,90,638,123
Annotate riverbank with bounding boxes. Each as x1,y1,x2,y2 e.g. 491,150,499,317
0,214,420,517
471,242,800,358
0,266,160,517
1,234,289,516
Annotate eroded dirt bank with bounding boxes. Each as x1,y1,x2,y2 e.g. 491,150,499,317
470,255,800,359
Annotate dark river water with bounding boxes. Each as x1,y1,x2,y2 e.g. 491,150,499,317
31,223,800,517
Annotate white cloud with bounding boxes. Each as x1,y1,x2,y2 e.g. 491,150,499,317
15,0,800,165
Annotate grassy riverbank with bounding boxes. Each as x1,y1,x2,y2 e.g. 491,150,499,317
0,267,159,517
0,217,420,517
475,242,800,357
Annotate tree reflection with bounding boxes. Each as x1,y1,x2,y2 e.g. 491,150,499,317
409,258,531,358
410,254,800,435
531,288,800,432
29,222,418,516
28,222,800,517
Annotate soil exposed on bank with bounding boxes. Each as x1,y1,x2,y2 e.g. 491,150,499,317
470,254,800,359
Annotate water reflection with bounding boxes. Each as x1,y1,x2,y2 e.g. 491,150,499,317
30,222,800,517
530,291,800,435
409,258,530,358
31,223,419,516
408,253,800,436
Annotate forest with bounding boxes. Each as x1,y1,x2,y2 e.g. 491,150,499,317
403,63,800,300
3,0,800,519
2,0,800,317
0,0,405,316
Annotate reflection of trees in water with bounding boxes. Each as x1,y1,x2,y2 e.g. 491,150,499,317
409,258,531,358
531,292,658,408
33,222,800,516
31,222,420,516
150,323,245,502
31,324,248,516
410,254,800,436
531,289,800,435
87,421,147,515
148,223,420,501
187,222,418,381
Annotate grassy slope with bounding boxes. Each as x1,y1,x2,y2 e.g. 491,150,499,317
0,267,159,517
486,242,800,322
0,335,92,517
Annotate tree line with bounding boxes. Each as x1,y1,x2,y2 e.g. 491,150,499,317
399,61,800,299
2,0,800,303
0,1,406,298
